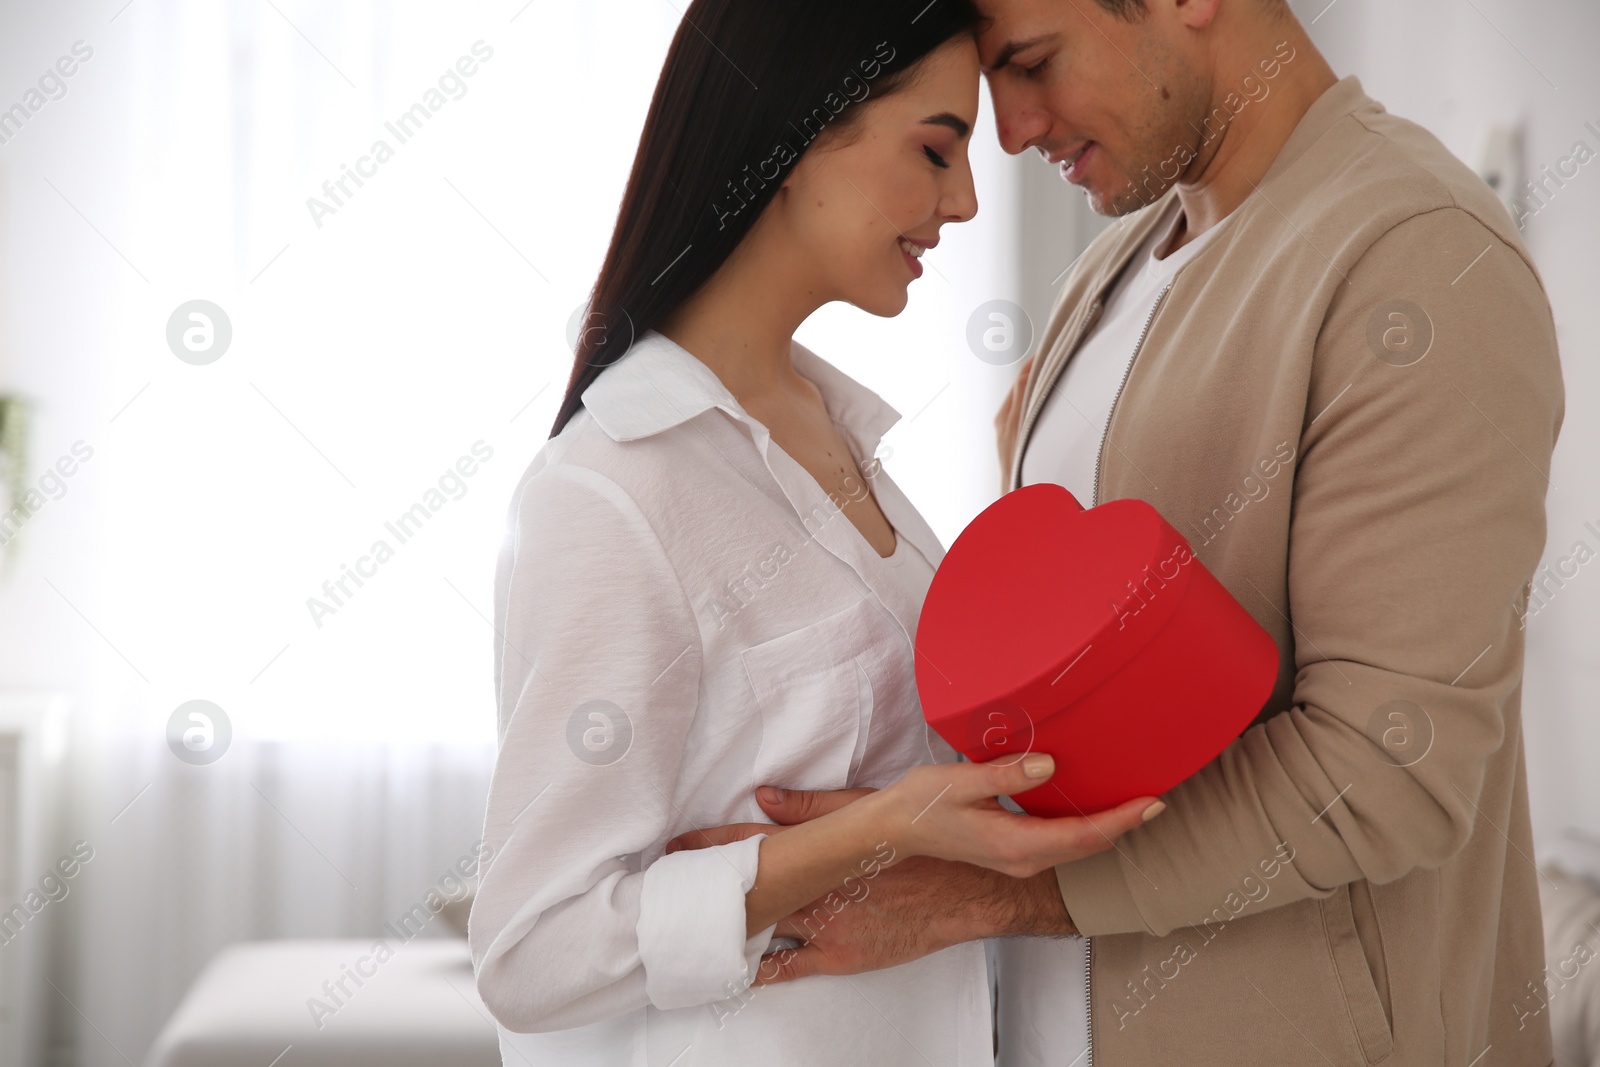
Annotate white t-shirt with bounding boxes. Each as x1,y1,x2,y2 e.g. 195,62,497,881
1019,199,1230,501
878,530,936,592
1002,200,1232,1066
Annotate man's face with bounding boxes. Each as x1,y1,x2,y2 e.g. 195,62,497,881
977,0,1212,216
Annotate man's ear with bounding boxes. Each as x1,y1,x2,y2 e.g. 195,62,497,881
1170,0,1222,31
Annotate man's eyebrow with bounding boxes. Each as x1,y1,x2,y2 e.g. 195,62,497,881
985,35,1055,74
921,113,972,139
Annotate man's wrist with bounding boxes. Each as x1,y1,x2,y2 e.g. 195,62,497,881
941,863,1078,942
1000,867,1078,937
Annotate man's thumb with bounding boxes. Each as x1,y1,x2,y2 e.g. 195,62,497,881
755,786,875,825
752,946,822,987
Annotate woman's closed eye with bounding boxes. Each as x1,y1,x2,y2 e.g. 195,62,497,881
924,145,950,169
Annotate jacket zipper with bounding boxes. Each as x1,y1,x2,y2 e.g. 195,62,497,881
1083,280,1172,1067
1084,935,1095,1067
1090,282,1173,508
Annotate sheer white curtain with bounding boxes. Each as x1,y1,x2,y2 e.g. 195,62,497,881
2,2,1029,1064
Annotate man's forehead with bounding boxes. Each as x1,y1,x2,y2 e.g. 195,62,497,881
973,0,1059,65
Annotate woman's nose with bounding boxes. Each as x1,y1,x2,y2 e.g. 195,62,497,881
946,169,980,223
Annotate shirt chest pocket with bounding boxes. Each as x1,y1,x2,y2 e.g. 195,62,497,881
739,596,883,793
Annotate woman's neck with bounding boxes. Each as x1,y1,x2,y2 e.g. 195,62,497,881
656,219,823,404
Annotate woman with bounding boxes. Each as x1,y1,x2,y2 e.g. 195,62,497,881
469,2,1159,1063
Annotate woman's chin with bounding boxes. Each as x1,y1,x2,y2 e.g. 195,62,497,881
851,287,913,319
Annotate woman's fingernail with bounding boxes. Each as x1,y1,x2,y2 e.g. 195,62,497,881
1141,801,1167,823
1022,754,1054,779
758,786,784,805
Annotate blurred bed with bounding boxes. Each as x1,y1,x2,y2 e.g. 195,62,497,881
143,938,499,1067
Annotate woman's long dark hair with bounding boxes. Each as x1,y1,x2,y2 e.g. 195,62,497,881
549,0,984,438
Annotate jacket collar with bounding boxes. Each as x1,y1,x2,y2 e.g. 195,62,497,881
1080,77,1379,302
1010,77,1379,493
580,329,903,459
1260,75,1376,186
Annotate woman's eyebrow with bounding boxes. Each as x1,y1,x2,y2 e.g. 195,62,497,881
921,113,972,139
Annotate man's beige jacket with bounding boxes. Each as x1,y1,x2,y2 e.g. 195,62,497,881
1005,77,1565,1065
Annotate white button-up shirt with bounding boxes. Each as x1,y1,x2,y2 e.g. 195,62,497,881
470,330,993,1066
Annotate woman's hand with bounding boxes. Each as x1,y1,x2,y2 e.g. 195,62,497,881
881,754,1165,879
660,758,1162,939
669,757,1166,882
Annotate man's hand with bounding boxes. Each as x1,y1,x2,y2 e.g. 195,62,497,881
756,855,1074,985
994,355,1035,486
667,783,1092,986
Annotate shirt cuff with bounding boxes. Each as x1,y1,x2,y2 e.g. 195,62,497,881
1055,846,1150,936
637,834,775,1010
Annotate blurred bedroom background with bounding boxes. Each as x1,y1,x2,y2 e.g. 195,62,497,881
0,0,1595,1063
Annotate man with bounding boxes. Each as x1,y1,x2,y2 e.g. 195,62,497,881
680,0,1565,1062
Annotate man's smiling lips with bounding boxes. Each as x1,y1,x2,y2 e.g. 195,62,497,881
1044,142,1096,184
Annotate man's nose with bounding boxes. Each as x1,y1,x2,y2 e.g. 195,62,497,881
988,83,1044,156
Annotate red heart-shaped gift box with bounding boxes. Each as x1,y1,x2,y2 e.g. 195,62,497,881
914,484,1279,816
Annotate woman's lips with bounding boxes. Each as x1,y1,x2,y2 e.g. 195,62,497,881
899,236,927,279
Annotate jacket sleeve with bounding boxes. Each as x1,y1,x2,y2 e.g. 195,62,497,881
1054,206,1566,936
469,461,776,1032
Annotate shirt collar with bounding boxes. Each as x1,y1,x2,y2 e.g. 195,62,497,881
580,329,903,458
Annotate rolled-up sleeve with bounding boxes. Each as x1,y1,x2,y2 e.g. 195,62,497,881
638,840,771,1009
470,460,776,1033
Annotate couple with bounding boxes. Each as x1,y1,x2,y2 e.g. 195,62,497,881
471,0,1564,1064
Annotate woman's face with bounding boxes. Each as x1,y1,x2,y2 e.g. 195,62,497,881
774,37,982,317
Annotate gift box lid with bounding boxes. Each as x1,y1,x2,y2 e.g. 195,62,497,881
915,483,1197,730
